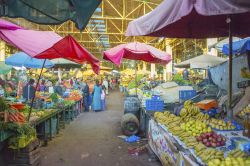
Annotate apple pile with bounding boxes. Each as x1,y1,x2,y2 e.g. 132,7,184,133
196,132,226,147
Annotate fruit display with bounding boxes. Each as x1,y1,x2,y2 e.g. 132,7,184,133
194,143,224,164
153,109,249,165
196,132,226,147
65,90,82,101
180,100,210,122
180,120,212,137
180,100,200,117
227,149,248,158
208,157,250,166
239,105,250,118
208,118,236,130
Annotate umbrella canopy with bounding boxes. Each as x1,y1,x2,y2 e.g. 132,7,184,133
222,37,250,55
5,52,54,68
35,35,100,74
51,58,81,68
175,54,227,69
0,0,102,31
126,0,250,38
103,42,171,66
0,61,12,74
0,19,100,74
209,37,241,52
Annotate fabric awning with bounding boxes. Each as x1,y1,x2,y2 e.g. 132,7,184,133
175,54,227,69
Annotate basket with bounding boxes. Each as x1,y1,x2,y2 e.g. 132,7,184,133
10,103,25,110
179,90,197,102
145,99,164,111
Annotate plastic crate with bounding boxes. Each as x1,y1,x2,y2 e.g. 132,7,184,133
151,95,161,100
179,90,197,102
145,99,164,111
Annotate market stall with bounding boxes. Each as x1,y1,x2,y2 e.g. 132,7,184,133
140,100,250,166
0,87,83,165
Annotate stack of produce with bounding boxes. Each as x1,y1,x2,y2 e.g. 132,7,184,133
65,90,82,101
8,110,26,124
208,118,236,130
180,100,209,122
180,120,212,137
239,105,250,118
196,132,226,147
208,156,250,166
194,143,224,164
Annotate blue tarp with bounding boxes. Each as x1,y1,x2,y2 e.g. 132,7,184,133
5,52,54,68
222,37,250,55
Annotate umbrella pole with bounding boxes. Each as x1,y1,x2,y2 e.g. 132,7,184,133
135,61,138,96
27,59,47,121
227,17,233,120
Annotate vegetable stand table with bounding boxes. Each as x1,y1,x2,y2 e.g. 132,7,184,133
30,109,62,145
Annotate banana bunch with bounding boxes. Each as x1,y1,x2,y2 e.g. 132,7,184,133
227,149,247,158
195,112,210,121
180,101,200,118
182,137,199,148
194,143,224,163
184,100,193,108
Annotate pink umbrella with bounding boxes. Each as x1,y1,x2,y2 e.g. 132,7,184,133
126,0,250,119
0,19,100,74
103,42,171,66
126,0,250,38
0,19,100,120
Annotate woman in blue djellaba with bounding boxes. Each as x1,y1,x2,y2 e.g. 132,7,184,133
92,80,102,112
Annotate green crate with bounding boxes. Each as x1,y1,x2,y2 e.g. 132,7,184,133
0,131,11,142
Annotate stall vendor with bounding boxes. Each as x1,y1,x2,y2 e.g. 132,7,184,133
54,81,63,96
23,79,36,101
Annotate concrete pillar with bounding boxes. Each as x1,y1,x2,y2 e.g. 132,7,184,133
150,64,156,78
207,38,218,56
165,43,173,81
143,62,147,71
0,41,6,61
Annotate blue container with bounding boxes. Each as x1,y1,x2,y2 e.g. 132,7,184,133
145,99,164,111
152,95,161,100
179,90,197,102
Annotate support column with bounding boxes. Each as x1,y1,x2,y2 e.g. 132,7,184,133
0,41,6,61
165,42,173,81
207,38,218,56
150,64,156,78
143,62,147,71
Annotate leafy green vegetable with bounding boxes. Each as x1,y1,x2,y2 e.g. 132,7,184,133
0,97,9,112
172,74,192,85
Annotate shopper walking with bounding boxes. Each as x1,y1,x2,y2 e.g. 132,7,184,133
92,80,102,112
101,85,106,111
82,80,90,112
102,78,109,95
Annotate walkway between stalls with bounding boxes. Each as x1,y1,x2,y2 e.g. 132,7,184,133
40,90,160,166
